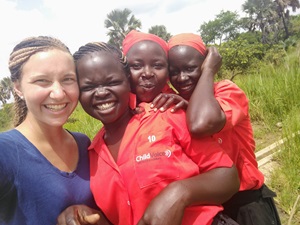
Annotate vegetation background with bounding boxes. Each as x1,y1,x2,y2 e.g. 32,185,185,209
0,0,299,224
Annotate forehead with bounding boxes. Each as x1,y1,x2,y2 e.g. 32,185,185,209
169,45,201,57
22,49,74,73
77,51,127,80
127,40,167,58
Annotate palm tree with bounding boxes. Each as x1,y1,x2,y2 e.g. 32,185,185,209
148,25,172,42
104,8,142,49
274,0,300,39
0,77,13,105
242,0,280,43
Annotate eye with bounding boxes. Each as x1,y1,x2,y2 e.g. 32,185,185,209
34,79,51,86
62,77,77,84
129,63,142,70
107,80,123,86
169,69,179,77
80,85,95,92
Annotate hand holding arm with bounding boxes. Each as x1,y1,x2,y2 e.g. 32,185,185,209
151,93,188,113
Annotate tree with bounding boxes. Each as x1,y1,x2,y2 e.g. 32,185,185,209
104,8,142,49
274,0,300,39
218,36,265,80
242,0,279,43
0,77,13,105
148,25,171,42
198,10,241,45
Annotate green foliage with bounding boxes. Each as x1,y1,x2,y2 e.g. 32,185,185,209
270,110,300,220
104,8,142,49
64,104,102,140
0,103,14,132
289,14,300,38
0,77,13,105
148,25,171,42
199,10,240,45
263,44,287,65
218,36,265,80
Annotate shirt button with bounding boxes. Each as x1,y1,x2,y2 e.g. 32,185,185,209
218,138,222,144
127,200,131,206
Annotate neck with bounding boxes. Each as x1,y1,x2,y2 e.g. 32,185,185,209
16,117,66,144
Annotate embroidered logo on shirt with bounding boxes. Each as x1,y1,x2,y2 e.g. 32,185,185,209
136,149,172,162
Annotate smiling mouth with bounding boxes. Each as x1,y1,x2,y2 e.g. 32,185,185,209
95,102,115,111
45,104,67,111
179,84,194,92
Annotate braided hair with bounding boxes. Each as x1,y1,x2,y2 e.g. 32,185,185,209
73,42,130,78
8,36,72,126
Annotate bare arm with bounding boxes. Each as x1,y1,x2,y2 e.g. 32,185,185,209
137,165,240,225
186,46,226,138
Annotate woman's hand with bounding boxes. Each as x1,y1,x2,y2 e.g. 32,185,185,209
56,205,106,225
151,93,188,112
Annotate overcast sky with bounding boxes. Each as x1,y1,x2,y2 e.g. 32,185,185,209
0,0,247,81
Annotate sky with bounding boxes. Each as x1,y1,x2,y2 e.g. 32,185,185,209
0,0,247,81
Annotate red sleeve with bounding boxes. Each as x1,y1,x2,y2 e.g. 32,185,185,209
214,80,249,132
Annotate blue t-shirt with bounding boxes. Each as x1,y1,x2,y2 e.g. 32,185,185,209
0,129,96,225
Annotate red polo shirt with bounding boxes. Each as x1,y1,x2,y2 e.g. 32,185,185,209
213,79,264,191
89,103,234,225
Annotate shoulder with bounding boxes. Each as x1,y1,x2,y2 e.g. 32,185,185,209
214,79,242,90
0,129,21,146
68,131,91,147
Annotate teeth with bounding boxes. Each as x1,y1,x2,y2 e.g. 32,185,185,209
45,104,67,111
96,102,114,110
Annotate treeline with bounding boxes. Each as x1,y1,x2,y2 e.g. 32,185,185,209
1,0,300,108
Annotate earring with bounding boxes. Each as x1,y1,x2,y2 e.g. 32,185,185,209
19,96,24,100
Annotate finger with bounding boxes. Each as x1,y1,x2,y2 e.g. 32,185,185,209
160,97,177,112
151,94,163,108
171,101,187,113
83,214,101,224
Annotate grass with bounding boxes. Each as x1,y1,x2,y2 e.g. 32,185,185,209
64,103,102,140
234,42,300,224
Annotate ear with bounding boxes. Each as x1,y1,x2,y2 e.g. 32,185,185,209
14,80,23,99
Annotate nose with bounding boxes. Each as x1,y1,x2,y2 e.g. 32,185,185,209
49,82,65,100
94,86,109,98
177,72,188,83
142,66,154,79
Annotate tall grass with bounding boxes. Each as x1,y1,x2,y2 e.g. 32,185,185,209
235,43,300,131
64,103,102,139
235,43,300,223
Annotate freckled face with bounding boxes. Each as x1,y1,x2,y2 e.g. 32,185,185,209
126,41,168,103
77,52,131,125
15,49,79,127
168,45,204,100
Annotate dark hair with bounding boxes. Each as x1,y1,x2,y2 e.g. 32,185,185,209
73,42,130,77
8,36,72,126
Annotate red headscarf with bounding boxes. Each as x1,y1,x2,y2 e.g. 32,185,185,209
168,33,207,56
122,30,168,56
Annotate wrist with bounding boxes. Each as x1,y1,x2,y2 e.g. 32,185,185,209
167,180,191,208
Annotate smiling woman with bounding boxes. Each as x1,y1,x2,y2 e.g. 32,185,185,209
0,36,99,225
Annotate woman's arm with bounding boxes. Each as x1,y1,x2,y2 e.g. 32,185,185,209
186,46,225,138
137,165,239,225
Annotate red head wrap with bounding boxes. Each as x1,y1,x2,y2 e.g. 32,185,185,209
122,30,168,56
168,33,207,56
